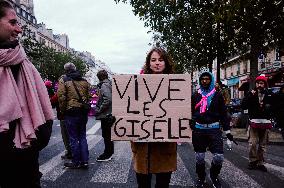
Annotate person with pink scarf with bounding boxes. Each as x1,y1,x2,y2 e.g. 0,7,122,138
191,71,233,188
0,1,54,187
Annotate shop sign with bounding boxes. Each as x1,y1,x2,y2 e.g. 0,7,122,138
273,61,281,68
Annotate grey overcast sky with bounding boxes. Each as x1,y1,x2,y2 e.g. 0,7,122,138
33,0,152,74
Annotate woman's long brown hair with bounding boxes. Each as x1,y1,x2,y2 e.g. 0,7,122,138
143,47,175,74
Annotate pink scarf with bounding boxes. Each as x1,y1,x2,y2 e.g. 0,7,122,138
195,88,216,113
0,45,54,148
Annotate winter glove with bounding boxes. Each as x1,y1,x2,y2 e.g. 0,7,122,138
33,120,53,151
226,133,234,141
106,114,116,125
226,132,238,145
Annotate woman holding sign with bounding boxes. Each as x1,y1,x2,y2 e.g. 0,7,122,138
131,48,176,188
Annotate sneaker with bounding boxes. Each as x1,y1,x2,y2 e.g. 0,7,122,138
257,165,267,172
195,179,205,188
80,162,89,169
211,178,222,188
248,161,258,170
64,162,81,169
61,153,72,160
96,154,113,162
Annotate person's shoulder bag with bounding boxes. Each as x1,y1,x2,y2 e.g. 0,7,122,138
72,80,91,112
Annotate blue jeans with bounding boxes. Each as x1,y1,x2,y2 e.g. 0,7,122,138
65,114,89,165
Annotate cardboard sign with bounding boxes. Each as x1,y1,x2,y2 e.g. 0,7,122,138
111,74,192,142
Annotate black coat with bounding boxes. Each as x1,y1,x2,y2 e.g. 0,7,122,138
241,89,273,120
0,120,53,161
192,91,230,131
273,92,284,127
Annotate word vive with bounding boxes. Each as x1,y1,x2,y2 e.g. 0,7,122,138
111,74,192,142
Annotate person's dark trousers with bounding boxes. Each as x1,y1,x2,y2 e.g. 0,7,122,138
136,172,172,188
0,149,41,188
192,129,223,181
65,113,89,165
196,163,206,181
101,118,114,156
0,122,42,188
210,162,222,179
60,120,72,155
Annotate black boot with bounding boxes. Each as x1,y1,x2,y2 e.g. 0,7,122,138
210,163,222,188
195,163,206,188
248,161,258,170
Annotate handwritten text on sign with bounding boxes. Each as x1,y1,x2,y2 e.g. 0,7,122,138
111,74,192,142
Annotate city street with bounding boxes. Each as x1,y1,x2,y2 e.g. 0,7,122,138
1,1,283,188
39,117,284,188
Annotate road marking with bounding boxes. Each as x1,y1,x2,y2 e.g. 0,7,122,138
41,135,101,181
91,141,132,183
242,156,284,181
87,120,101,135
205,154,262,188
265,163,284,180
46,135,64,147
170,154,194,187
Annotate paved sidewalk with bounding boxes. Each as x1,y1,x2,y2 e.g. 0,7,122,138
231,128,284,145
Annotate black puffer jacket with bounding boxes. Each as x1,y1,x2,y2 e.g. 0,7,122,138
0,120,53,160
192,91,230,131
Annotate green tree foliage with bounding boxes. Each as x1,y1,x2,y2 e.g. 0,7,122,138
115,0,234,77
115,0,284,83
21,37,88,82
227,0,284,83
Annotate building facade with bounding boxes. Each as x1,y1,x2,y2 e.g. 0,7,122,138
193,48,284,99
8,0,70,53
37,23,70,52
7,0,114,82
75,51,113,85
221,49,284,99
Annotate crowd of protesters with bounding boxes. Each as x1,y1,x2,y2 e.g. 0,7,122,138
1,1,283,188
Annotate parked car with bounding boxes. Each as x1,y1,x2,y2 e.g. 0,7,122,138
227,98,242,114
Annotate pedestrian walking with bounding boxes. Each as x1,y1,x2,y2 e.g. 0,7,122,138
0,1,54,187
58,62,91,169
95,69,114,162
131,47,177,188
191,70,234,188
241,75,273,172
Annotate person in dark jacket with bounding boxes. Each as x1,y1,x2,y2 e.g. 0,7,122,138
58,63,91,169
191,70,233,188
242,75,274,172
274,85,284,139
0,1,53,187
95,69,114,161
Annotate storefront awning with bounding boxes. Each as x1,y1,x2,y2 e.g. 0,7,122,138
227,77,240,86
